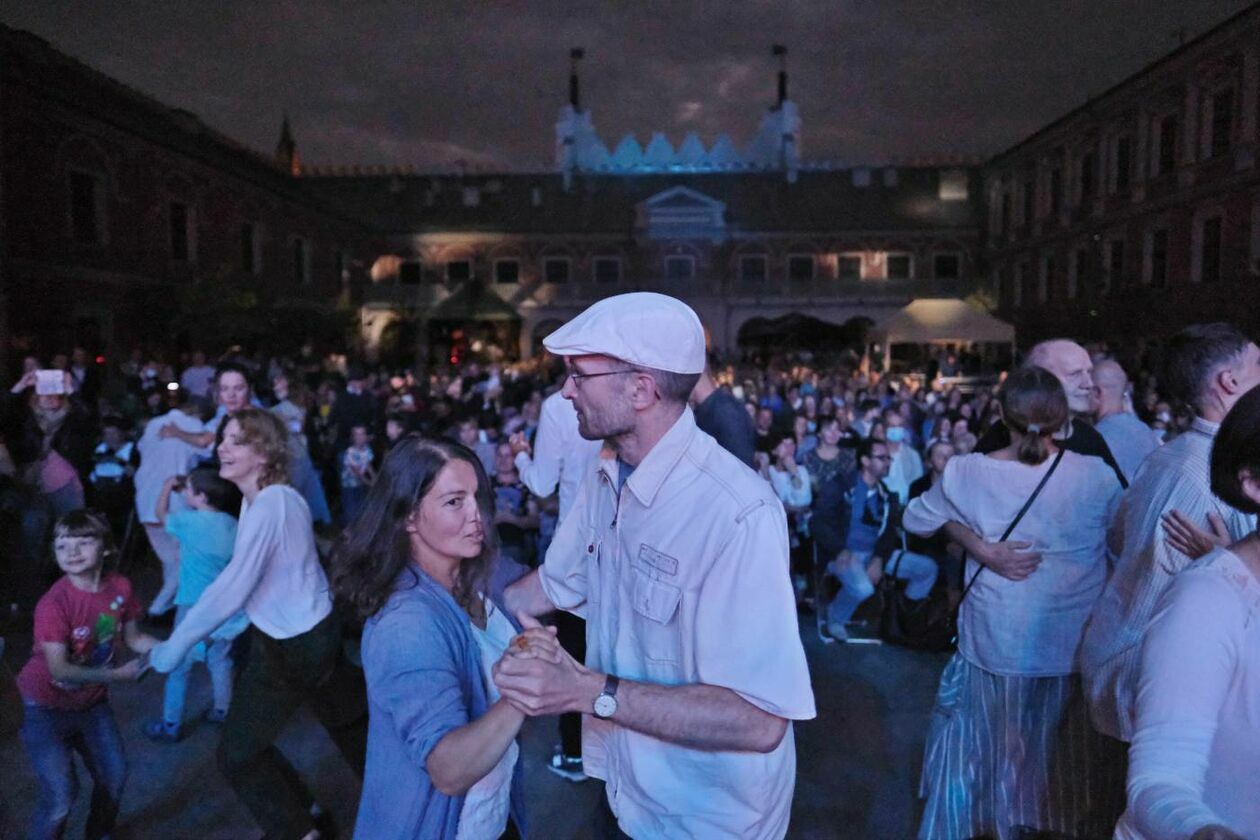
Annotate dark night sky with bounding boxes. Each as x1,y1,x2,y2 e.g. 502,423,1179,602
3,1,1254,170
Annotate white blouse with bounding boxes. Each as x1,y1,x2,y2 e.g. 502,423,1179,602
457,598,519,840
1115,547,1260,840
770,463,813,509
902,450,1122,676
162,486,331,651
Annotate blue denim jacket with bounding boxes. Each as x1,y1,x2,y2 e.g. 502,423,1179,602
354,565,526,839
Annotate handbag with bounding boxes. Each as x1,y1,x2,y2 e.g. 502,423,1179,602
878,555,957,651
879,447,1065,652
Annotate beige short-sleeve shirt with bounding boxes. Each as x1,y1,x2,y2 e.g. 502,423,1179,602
540,408,816,840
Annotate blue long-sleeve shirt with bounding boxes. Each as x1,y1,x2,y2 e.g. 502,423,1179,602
355,567,525,839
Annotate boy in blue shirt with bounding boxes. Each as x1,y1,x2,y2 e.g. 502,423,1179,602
144,467,244,741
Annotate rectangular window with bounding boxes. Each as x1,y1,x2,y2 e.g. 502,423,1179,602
1022,180,1034,225
1157,114,1178,175
241,223,259,274
1079,153,1095,203
1049,168,1062,215
1210,88,1234,159
399,260,423,285
488,259,514,285
446,260,472,284
1149,229,1169,289
664,255,694,281
933,253,960,279
1014,263,1026,307
493,259,520,285
293,238,311,284
787,255,815,282
938,170,968,201
1069,248,1087,299
69,170,101,244
1200,216,1223,284
169,201,191,261
1040,256,1055,302
739,255,768,283
1114,136,1132,192
593,257,622,284
1000,192,1011,234
335,250,346,285
1106,239,1124,293
886,253,912,279
543,257,570,284
837,254,862,280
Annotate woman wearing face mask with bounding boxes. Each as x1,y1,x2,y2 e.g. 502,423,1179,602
881,412,924,506
332,437,533,839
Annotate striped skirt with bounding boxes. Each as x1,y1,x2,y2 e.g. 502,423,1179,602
917,655,1126,840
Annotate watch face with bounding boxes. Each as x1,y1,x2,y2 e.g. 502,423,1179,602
593,693,618,718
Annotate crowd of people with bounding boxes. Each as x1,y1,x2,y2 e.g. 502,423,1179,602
0,298,1257,839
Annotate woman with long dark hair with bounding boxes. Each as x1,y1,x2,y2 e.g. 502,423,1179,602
332,436,530,839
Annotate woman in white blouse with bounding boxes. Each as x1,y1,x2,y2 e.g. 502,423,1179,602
149,408,367,840
1116,385,1260,840
903,366,1125,840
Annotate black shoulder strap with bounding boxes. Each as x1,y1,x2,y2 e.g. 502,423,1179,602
958,446,1066,604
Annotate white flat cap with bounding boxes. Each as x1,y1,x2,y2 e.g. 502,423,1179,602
543,292,706,374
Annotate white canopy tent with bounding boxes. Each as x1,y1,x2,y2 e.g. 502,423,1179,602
868,298,1015,372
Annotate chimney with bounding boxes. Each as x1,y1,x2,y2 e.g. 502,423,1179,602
772,45,788,107
569,47,585,110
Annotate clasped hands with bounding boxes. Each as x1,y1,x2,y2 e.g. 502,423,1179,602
492,613,601,718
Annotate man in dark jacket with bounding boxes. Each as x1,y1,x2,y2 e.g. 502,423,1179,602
811,438,938,642
690,365,755,468
327,365,381,454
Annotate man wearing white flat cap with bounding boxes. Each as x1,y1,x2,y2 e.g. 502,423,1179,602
496,292,815,839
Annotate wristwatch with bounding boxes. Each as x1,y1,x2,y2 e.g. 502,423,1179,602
593,674,619,719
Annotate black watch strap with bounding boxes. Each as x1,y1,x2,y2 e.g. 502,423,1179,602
603,674,620,698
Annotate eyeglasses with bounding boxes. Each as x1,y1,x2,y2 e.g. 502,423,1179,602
567,369,639,387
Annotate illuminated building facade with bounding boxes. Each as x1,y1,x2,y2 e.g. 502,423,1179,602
303,49,984,362
7,8,1256,370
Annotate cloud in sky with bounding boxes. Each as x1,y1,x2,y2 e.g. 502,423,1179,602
2,0,1250,169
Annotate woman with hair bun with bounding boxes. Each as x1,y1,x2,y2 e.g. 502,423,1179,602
903,365,1127,840
149,407,367,840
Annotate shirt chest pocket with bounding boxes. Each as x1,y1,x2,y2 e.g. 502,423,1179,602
631,565,683,676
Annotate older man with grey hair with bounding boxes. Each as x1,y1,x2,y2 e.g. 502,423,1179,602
1092,359,1162,483
974,338,1127,488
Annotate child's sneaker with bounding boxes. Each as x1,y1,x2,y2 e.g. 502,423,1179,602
202,707,228,724
143,719,182,743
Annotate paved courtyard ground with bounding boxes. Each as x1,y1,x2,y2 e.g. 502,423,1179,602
1,613,947,839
